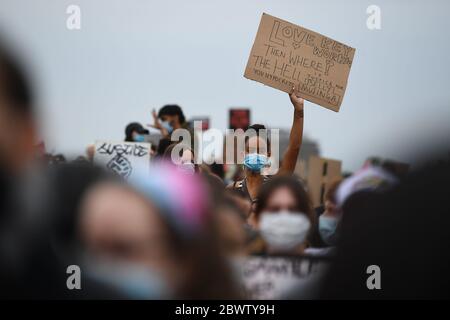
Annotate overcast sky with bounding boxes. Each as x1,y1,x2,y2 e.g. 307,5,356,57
1,0,449,171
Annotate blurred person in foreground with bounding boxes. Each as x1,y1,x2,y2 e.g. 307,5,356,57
78,162,240,299
319,156,450,299
0,39,72,298
0,41,126,298
229,89,305,216
313,165,397,252
0,44,36,178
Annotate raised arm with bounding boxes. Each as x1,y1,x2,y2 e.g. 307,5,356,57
148,109,169,137
277,89,304,175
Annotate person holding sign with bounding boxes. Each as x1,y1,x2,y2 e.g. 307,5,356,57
229,89,304,213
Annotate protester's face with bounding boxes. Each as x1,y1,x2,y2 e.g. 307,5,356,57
262,186,299,214
0,96,35,173
160,114,178,127
80,183,179,283
131,130,147,142
245,136,268,156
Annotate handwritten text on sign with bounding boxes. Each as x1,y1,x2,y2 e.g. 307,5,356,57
237,256,328,299
94,141,151,179
244,13,356,112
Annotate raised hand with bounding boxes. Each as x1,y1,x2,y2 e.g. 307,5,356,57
289,87,304,114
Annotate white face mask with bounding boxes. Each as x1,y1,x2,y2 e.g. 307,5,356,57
259,211,311,252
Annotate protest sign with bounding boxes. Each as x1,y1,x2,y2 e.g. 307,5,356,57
307,156,342,207
244,13,356,112
229,108,251,130
236,256,328,299
94,141,151,179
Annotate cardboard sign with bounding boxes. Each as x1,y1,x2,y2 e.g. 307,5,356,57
236,256,328,299
244,13,356,112
94,141,151,179
307,156,342,207
229,108,251,130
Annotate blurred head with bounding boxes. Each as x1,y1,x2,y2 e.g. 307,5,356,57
225,188,252,219
243,124,271,174
162,142,196,174
203,176,247,257
79,181,182,299
336,165,397,208
79,164,239,299
124,122,149,142
215,199,247,257
0,42,36,174
254,176,314,253
158,104,185,131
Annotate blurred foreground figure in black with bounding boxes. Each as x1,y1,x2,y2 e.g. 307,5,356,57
0,41,120,299
0,39,55,298
319,156,450,299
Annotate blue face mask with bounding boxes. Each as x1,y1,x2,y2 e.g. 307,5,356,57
161,121,174,134
244,153,269,172
134,134,145,142
85,260,171,300
319,215,338,246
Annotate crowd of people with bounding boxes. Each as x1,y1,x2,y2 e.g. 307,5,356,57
1,37,450,300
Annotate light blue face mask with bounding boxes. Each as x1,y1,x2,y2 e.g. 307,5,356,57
85,260,171,300
244,153,269,173
319,215,339,246
134,134,145,142
161,121,174,134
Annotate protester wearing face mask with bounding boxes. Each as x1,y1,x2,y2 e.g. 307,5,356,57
318,164,398,249
229,89,304,213
154,105,186,135
317,180,342,247
250,176,315,255
78,163,240,299
124,122,149,143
